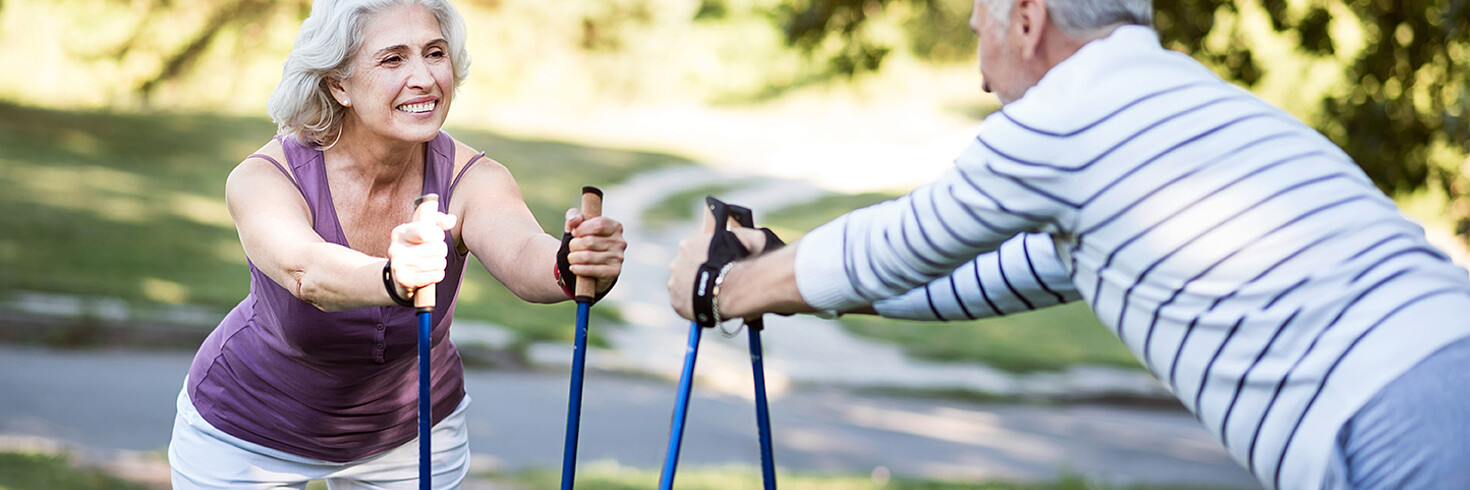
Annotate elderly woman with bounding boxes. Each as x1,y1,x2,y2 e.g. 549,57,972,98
167,0,625,487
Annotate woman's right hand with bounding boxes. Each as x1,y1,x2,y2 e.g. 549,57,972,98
387,211,458,292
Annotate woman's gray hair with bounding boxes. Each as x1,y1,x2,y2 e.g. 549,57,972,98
980,0,1152,39
267,0,471,148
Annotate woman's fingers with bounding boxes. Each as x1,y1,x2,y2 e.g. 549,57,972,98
563,208,584,234
435,212,458,231
569,215,622,238
567,219,626,255
564,245,625,279
392,218,452,245
562,215,626,283
388,213,454,289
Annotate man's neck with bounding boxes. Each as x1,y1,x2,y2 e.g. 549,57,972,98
1038,23,1121,71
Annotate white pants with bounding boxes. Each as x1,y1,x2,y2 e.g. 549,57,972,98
169,384,471,489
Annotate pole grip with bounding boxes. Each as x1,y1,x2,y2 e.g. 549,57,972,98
574,187,603,299
411,194,439,311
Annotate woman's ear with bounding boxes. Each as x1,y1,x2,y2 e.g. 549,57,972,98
327,77,351,107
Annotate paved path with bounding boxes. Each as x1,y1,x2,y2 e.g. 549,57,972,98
0,345,1258,488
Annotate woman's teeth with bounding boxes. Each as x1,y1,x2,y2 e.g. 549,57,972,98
397,102,435,113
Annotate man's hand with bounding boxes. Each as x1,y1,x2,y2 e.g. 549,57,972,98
667,227,771,321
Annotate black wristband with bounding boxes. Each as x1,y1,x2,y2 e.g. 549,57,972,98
692,262,724,327
383,260,414,307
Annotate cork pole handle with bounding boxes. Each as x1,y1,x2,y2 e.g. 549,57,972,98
411,194,439,311
574,187,603,300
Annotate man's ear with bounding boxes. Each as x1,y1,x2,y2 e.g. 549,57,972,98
327,77,351,107
1013,0,1048,59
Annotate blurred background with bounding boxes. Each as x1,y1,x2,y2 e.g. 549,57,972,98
0,0,1466,488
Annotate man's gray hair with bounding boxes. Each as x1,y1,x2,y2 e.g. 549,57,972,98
980,0,1152,38
267,0,471,148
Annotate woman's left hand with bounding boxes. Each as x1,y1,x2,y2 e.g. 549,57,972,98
563,208,626,290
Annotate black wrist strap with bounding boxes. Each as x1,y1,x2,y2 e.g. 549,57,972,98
692,197,757,328
759,227,786,251
383,260,414,307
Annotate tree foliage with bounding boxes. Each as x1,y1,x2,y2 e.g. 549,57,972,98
775,0,1470,242
125,0,298,99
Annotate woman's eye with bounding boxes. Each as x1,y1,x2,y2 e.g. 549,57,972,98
428,50,446,59
381,55,402,65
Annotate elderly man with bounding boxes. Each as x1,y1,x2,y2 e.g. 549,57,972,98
667,0,1470,488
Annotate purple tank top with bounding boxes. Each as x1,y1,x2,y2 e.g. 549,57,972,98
187,132,480,462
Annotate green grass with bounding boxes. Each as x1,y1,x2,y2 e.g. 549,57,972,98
0,102,685,348
0,451,149,490
640,180,750,229
760,191,1140,373
760,190,905,242
491,462,1213,489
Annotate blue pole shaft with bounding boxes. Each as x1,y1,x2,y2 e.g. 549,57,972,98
748,326,776,489
658,322,703,490
561,301,592,490
418,310,433,490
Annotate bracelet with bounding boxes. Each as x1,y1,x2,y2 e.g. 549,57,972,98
383,260,414,307
710,261,736,325
553,264,575,300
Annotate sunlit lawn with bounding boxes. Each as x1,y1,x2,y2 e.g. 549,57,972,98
0,102,686,349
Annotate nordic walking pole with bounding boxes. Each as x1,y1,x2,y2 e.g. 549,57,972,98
411,194,440,490
561,186,603,490
659,198,735,490
658,319,703,490
720,204,778,489
727,206,778,490
749,322,777,489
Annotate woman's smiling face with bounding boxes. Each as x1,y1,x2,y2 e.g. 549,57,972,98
330,3,454,144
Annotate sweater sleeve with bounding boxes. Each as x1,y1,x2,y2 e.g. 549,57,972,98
871,233,1080,320
795,135,1080,312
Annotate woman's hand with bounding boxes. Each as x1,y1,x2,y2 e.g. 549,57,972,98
388,211,458,292
562,208,626,291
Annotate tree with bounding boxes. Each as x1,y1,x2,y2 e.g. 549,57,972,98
126,0,296,100
774,0,1470,243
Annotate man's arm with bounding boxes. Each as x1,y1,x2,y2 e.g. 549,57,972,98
670,136,1076,321
669,229,1078,323
869,233,1080,320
